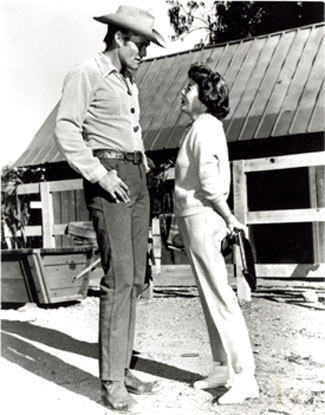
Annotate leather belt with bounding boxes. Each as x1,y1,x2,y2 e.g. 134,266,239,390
94,149,143,164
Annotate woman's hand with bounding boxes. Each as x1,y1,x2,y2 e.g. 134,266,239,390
225,214,248,235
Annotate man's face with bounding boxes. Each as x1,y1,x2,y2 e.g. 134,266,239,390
119,34,150,71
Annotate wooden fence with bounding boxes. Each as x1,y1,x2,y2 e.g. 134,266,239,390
232,151,325,300
8,151,325,302
15,179,86,247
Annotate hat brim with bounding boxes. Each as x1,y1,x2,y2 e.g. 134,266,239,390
94,15,166,47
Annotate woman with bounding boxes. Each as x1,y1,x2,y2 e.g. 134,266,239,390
174,62,259,404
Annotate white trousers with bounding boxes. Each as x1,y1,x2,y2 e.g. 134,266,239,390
177,210,255,375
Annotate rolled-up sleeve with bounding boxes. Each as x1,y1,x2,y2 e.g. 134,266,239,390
54,66,107,183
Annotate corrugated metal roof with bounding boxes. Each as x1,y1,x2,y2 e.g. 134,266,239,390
16,103,66,166
15,23,324,167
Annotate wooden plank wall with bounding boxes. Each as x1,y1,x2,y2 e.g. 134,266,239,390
52,187,89,247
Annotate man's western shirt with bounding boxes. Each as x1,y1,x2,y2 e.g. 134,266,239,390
54,52,146,183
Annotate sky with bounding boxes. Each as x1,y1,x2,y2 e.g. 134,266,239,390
1,0,214,168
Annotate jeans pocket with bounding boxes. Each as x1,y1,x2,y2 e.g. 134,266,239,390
115,161,131,185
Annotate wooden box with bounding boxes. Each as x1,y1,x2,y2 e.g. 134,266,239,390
1,247,94,304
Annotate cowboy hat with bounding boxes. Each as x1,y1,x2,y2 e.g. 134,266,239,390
93,5,166,47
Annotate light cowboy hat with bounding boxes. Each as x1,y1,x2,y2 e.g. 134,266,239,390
94,5,166,48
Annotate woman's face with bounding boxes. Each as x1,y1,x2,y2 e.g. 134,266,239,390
181,79,206,119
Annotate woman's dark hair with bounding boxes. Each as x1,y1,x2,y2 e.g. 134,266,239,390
104,24,135,48
188,62,230,120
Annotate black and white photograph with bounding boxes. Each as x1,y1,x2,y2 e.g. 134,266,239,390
1,1,324,414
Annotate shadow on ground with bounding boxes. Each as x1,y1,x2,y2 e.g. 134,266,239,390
1,330,101,403
1,319,202,402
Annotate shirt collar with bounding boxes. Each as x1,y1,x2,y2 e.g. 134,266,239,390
95,52,135,84
95,52,118,78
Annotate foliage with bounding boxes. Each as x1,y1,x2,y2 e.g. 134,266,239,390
167,1,325,45
167,0,202,40
1,164,45,248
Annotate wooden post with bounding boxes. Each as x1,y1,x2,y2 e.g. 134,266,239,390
152,216,161,275
40,182,56,248
309,166,325,264
232,160,252,303
140,227,154,300
3,222,13,249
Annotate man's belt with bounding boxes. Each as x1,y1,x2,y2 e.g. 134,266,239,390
94,149,143,164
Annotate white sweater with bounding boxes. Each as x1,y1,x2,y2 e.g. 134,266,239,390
174,113,230,217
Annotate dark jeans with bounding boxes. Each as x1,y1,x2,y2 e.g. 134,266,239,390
84,159,150,381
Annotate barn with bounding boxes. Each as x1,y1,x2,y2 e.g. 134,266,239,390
11,22,325,280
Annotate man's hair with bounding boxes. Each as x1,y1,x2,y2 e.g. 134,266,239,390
188,62,229,120
103,24,135,48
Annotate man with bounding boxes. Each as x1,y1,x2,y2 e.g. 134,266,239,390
54,5,166,412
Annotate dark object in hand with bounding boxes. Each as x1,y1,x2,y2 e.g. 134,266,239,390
221,230,257,291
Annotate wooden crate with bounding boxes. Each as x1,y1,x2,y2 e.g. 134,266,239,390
1,247,94,304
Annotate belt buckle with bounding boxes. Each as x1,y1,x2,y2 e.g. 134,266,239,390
134,151,143,164
124,152,133,163
125,151,142,164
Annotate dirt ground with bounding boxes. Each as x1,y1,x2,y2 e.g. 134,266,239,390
1,266,324,415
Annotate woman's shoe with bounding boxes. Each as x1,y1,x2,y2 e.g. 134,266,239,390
217,373,259,405
193,366,229,389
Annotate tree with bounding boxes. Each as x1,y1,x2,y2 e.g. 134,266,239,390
167,1,325,45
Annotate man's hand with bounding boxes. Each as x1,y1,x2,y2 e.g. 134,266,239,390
98,170,130,203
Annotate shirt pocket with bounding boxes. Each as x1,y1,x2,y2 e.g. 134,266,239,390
94,92,122,117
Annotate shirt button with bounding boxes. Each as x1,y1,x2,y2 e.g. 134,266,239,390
130,107,135,113
133,125,139,133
